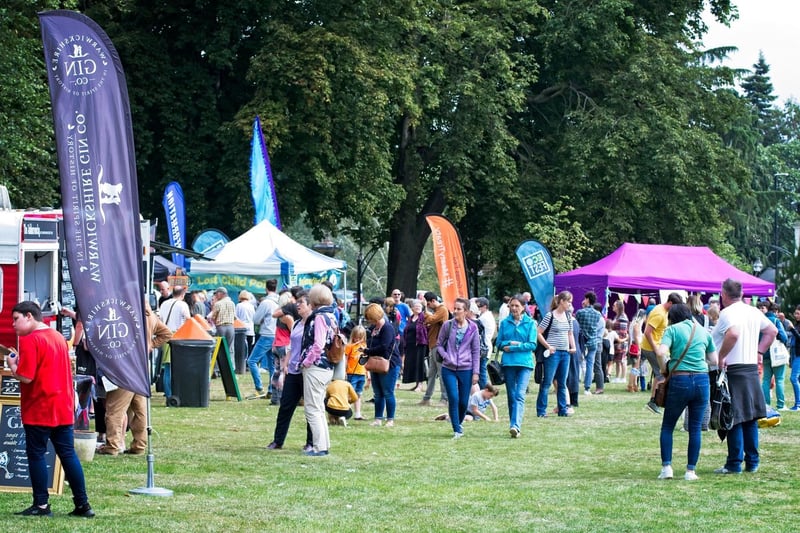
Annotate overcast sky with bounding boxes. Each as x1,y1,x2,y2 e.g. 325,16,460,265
702,0,798,104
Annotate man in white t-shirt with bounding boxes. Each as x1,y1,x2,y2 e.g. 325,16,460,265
497,296,510,324
476,297,496,388
711,278,776,475
158,286,190,332
157,286,190,399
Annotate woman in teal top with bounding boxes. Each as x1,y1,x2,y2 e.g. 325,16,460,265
495,294,537,438
656,303,717,481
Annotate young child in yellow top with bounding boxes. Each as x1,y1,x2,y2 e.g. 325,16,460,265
325,379,358,427
345,325,367,420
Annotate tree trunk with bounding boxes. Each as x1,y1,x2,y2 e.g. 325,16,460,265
387,216,426,299
386,114,446,299
387,187,446,299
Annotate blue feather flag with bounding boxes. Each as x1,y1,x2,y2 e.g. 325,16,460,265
250,116,281,229
162,181,186,268
515,240,555,313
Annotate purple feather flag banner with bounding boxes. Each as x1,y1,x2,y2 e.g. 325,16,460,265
162,181,186,268
250,116,281,229
40,10,150,397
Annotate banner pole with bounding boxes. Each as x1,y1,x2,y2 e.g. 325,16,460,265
129,395,172,497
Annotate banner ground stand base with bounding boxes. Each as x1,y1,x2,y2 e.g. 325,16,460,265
128,396,173,498
129,484,173,497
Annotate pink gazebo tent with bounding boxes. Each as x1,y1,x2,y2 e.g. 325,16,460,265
555,243,775,307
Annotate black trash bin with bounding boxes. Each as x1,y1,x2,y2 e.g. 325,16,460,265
234,326,248,374
168,339,215,407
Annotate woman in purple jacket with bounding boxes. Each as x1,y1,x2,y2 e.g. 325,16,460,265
437,298,480,439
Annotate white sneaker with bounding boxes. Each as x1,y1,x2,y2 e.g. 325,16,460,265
684,470,699,481
584,389,592,396
452,432,463,440
509,427,520,438
339,417,347,428
658,465,674,479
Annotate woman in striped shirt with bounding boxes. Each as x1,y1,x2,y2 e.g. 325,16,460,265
536,291,576,417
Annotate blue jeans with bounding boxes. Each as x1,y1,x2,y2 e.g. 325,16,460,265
503,366,532,431
567,350,581,400
790,356,800,408
248,335,274,392
348,374,366,396
725,419,760,472
537,350,570,416
762,357,786,408
373,365,400,420
659,373,709,470
478,356,489,389
442,367,472,434
25,425,89,507
583,345,598,390
162,362,172,398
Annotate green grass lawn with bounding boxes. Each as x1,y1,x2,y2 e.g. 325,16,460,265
1,374,798,532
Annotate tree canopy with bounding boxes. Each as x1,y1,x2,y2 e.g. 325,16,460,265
3,0,800,302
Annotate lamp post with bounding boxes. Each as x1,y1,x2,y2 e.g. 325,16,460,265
752,258,763,277
355,246,380,321
794,220,800,255
773,172,790,275
311,239,340,257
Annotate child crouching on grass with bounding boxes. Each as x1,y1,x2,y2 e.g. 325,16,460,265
435,384,499,422
467,384,499,421
345,325,368,420
325,379,358,427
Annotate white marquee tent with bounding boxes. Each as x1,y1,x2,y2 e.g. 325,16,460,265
188,220,346,277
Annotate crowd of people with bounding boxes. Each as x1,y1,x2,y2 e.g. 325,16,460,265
7,273,797,519
184,278,796,479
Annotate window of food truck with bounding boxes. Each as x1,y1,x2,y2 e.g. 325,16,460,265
23,250,57,315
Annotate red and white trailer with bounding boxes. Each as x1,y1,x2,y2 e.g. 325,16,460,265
0,209,65,348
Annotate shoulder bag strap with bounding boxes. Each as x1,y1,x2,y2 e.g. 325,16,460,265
542,315,552,340
163,299,176,325
664,322,696,384
441,320,453,351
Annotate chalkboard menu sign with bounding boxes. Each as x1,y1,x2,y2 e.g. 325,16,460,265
0,400,64,494
0,375,20,397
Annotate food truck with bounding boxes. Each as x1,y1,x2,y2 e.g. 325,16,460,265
0,208,66,348
0,180,161,349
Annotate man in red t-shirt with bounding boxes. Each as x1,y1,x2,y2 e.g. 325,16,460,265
7,301,94,518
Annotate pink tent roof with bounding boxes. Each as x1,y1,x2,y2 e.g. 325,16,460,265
555,243,774,302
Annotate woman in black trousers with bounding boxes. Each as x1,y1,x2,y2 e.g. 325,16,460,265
267,293,313,451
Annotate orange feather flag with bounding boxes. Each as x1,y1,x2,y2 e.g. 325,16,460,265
425,214,469,311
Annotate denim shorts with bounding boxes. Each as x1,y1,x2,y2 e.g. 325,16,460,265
348,374,366,395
